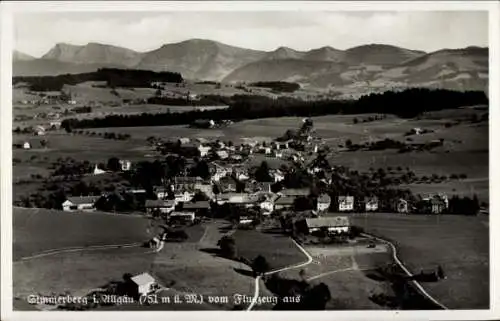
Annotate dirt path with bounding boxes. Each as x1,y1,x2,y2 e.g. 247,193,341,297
361,233,448,310
246,239,313,311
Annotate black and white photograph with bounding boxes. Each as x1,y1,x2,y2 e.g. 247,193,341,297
1,1,499,320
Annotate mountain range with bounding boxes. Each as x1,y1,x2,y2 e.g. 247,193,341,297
13,39,488,92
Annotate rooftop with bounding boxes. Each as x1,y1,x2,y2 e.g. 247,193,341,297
145,199,175,208
306,216,350,228
65,196,101,205
131,272,155,286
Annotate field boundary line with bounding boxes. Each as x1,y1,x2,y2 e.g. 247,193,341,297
361,232,448,310
246,238,313,311
17,242,143,261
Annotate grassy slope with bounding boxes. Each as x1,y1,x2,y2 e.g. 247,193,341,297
350,213,489,309
232,230,307,270
13,207,155,260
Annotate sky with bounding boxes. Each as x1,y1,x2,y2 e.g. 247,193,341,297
14,11,488,57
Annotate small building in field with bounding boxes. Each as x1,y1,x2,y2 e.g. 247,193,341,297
338,196,354,212
430,197,447,214
145,199,175,215
364,197,379,212
239,216,254,225
317,194,331,212
130,272,158,297
119,160,132,171
62,196,101,212
23,142,31,149
304,216,350,235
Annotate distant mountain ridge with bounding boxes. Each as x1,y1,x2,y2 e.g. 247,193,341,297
13,39,488,92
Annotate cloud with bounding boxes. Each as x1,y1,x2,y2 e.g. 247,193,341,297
14,11,488,57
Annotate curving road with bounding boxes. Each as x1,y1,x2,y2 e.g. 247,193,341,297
246,238,313,311
361,233,448,310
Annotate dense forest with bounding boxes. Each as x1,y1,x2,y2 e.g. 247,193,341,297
13,68,183,91
249,81,301,93
61,88,488,130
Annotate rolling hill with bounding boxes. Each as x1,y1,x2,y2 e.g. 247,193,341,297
136,39,266,80
12,39,488,92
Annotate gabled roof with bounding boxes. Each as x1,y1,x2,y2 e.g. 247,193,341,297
145,199,175,208
338,196,354,201
65,196,101,205
280,188,310,197
182,201,210,209
305,216,350,228
131,272,155,286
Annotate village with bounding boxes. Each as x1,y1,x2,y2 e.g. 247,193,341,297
55,116,453,237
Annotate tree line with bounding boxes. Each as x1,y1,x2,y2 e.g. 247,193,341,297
13,68,183,91
61,88,488,130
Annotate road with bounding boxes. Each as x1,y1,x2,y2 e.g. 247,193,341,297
246,238,313,311
361,233,448,310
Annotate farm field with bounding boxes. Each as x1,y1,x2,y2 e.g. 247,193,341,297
232,230,308,270
348,213,489,309
13,207,156,261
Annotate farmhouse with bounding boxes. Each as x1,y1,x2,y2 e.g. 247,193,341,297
430,197,447,214
216,150,229,160
218,176,238,193
145,199,175,215
317,194,331,212
198,144,212,157
304,216,350,234
239,216,254,225
365,197,379,212
173,176,203,191
338,196,354,212
216,193,256,206
174,190,194,203
130,272,158,297
62,196,101,212
23,142,31,149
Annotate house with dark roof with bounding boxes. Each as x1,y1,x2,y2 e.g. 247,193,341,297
62,196,102,212
338,196,354,212
181,201,211,216
145,199,175,215
303,216,350,235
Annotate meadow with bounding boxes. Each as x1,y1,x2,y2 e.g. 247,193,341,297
349,212,489,309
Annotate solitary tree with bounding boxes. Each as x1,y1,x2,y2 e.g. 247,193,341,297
252,255,270,276
217,235,237,259
255,161,273,182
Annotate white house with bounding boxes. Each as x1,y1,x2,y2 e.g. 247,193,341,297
198,144,212,157
338,196,354,211
93,165,106,175
131,272,157,297
239,216,254,225
365,197,379,212
271,170,285,183
119,160,132,171
62,196,101,212
259,199,274,215
317,194,331,212
169,211,195,223
23,142,31,149
216,150,229,160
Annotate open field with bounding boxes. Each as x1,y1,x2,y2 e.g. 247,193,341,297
232,230,308,270
348,213,489,309
13,207,155,261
